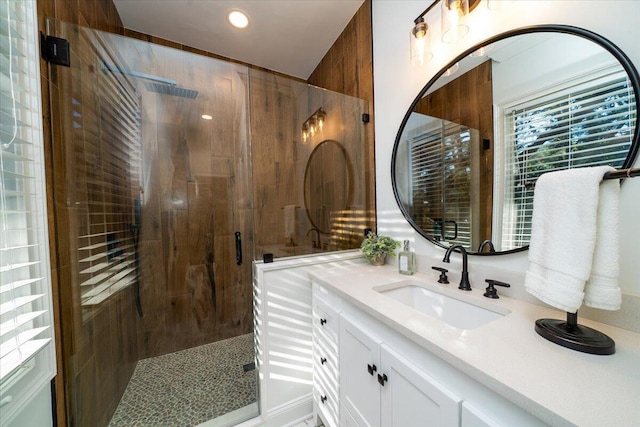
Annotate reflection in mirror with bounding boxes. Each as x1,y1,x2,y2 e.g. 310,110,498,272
393,26,639,255
304,139,352,234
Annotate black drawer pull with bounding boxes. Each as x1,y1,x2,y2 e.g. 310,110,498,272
367,364,377,375
378,373,388,386
320,318,327,326
321,395,327,404
320,357,327,365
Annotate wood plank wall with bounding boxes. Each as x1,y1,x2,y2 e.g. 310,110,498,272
36,3,126,426
307,0,376,231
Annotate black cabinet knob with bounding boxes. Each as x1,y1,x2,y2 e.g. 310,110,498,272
320,318,327,326
367,363,377,375
320,357,327,365
377,373,388,386
321,395,327,404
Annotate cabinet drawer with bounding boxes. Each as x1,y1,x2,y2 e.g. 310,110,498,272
313,296,339,347
314,383,339,427
314,335,338,377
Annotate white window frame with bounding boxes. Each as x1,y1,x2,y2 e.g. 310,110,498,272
0,0,56,424
495,65,635,250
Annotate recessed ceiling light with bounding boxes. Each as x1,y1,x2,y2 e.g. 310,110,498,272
228,10,249,29
201,114,213,120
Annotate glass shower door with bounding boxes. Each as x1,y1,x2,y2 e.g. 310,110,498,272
46,19,257,427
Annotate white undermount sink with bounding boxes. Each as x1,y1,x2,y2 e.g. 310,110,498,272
374,279,510,330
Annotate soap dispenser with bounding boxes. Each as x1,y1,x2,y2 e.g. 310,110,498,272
398,240,416,275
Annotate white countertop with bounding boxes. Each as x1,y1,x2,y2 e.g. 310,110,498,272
309,264,640,427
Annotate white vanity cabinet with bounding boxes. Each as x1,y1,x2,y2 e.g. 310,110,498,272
311,279,547,427
312,285,341,427
340,313,462,427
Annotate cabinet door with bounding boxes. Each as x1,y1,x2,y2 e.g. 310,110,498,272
380,344,462,427
340,314,383,427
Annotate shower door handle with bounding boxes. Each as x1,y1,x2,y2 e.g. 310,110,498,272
235,231,242,266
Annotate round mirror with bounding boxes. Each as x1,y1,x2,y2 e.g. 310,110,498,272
304,139,352,234
392,25,640,255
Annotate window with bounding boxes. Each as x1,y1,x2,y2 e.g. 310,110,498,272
1,0,56,422
500,70,635,249
410,119,475,248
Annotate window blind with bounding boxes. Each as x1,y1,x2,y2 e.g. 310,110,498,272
0,0,55,417
501,72,635,249
410,120,472,247
72,30,142,312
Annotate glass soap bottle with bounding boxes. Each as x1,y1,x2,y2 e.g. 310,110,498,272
398,240,416,275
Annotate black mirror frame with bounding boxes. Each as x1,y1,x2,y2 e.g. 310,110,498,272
304,139,353,234
391,24,640,256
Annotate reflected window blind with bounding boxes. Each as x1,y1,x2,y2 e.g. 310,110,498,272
0,0,54,393
411,121,471,247
502,72,635,249
74,30,142,311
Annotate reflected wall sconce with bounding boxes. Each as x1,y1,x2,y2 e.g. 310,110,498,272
302,108,326,143
411,0,482,66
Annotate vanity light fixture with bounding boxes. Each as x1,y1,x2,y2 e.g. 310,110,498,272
411,17,433,66
301,108,326,143
410,0,480,66
228,10,249,29
441,0,469,43
316,108,326,130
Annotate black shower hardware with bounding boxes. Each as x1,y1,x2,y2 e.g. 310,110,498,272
442,244,471,291
101,62,199,98
431,266,449,284
532,167,638,355
130,198,143,318
483,279,510,299
235,231,242,266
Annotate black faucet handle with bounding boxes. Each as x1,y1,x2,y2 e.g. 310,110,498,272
484,279,511,299
431,266,449,284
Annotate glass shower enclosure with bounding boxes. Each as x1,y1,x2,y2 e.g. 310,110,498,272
46,20,371,427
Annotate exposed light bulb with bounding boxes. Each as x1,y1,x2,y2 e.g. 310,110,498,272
308,117,317,136
302,123,309,142
316,110,326,130
410,24,433,66
201,114,213,120
441,0,469,43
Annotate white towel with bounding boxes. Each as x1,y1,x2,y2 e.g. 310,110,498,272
284,205,296,239
524,166,621,313
584,178,621,310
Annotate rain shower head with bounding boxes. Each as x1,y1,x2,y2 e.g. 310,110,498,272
144,82,198,99
101,62,198,99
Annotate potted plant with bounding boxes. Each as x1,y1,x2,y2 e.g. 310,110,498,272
361,232,400,266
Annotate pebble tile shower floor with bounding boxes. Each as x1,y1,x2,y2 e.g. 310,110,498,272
109,333,256,426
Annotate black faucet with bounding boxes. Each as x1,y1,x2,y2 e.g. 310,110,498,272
477,239,496,253
443,244,472,291
306,227,320,249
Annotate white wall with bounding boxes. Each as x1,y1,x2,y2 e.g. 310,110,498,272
372,1,640,328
